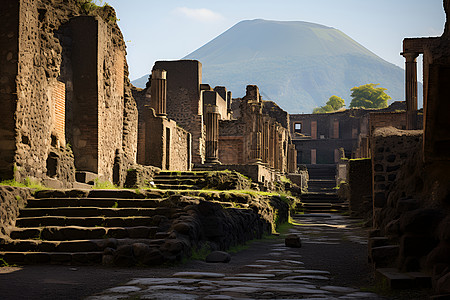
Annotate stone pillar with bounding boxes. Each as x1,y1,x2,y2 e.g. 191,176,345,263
227,91,232,112
150,69,167,116
402,52,419,130
205,105,220,164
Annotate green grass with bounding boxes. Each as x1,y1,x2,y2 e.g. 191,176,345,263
93,178,118,189
0,178,47,191
190,244,211,261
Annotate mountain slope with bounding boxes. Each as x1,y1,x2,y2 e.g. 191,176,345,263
134,19,419,113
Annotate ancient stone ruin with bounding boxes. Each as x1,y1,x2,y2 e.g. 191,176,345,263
1,0,450,298
0,0,140,188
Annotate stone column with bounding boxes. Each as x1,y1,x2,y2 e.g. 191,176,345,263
150,69,167,116
402,52,419,129
205,105,220,164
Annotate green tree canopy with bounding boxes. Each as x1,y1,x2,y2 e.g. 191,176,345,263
326,95,345,111
313,95,345,114
349,83,390,109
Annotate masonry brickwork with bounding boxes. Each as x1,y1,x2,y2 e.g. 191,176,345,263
0,0,138,186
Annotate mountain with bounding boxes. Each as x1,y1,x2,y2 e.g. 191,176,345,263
133,19,421,113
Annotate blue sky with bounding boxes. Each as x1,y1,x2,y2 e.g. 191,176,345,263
104,0,445,81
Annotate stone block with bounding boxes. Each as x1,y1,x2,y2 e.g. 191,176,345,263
75,171,97,184
370,245,399,267
206,251,231,263
376,268,414,289
42,178,64,189
285,234,302,248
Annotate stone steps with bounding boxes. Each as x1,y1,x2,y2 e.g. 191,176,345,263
9,226,161,241
152,172,205,190
153,184,198,190
26,198,165,208
18,207,175,218
1,236,169,253
16,216,155,228
0,188,182,265
152,179,200,185
376,268,432,289
300,191,347,213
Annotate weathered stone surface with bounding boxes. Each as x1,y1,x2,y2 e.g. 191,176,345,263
113,245,136,267
285,234,302,248
205,251,231,263
172,272,225,279
0,186,30,239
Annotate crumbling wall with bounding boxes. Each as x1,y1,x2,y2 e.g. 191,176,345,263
370,128,450,293
371,127,423,221
0,186,31,240
0,0,138,186
263,101,289,129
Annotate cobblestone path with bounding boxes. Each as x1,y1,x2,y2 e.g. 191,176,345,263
87,214,385,300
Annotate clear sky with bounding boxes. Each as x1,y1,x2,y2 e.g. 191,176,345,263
104,0,445,81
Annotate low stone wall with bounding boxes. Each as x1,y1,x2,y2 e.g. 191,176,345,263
287,169,309,192
348,158,372,217
0,186,31,240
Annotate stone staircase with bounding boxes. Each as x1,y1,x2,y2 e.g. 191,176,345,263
0,189,180,265
152,171,204,190
300,164,348,212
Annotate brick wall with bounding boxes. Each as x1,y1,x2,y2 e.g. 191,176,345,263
52,81,65,146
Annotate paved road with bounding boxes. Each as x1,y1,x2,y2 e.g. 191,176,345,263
86,214,385,300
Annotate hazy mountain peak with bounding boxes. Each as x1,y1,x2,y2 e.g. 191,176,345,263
133,19,410,113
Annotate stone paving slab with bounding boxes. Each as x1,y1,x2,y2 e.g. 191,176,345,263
87,214,386,300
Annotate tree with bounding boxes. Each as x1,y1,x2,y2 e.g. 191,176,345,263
349,83,390,109
313,95,345,114
326,95,345,111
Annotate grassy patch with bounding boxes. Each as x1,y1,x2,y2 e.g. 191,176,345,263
0,178,47,191
190,244,211,261
93,178,118,189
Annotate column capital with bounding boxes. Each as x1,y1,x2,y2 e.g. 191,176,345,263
401,52,419,62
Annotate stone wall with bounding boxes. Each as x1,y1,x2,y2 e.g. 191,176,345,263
370,130,450,293
218,136,243,165
203,91,228,120
0,186,31,240
0,0,20,180
263,101,289,129
290,103,408,164
153,60,205,164
348,158,372,217
138,108,191,171
0,0,138,186
371,127,423,222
